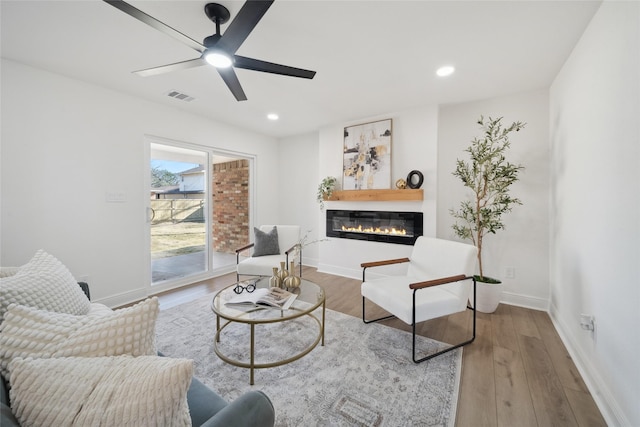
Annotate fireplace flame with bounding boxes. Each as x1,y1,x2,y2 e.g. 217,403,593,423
340,225,407,236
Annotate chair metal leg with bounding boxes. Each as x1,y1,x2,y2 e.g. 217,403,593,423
411,278,476,363
412,306,476,363
361,267,395,324
236,252,241,282
362,279,476,363
362,296,396,324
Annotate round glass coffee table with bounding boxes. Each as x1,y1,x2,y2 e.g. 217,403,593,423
211,277,325,384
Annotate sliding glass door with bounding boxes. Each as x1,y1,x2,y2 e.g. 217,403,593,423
149,142,210,285
145,138,254,289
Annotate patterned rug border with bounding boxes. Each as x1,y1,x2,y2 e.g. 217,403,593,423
156,293,462,427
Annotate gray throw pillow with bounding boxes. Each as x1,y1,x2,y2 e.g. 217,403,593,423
252,226,280,257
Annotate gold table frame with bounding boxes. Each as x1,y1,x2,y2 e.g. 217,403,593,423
211,278,326,385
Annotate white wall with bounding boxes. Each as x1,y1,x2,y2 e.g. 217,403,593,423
277,132,322,267
437,90,550,310
316,106,439,279
0,59,280,307
549,2,640,426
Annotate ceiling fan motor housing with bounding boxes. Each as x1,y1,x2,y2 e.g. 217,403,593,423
203,34,222,48
204,3,231,25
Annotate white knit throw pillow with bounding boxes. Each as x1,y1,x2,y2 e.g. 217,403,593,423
0,297,159,380
0,266,20,278
9,356,192,427
0,250,91,322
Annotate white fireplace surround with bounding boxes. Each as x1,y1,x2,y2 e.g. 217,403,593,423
318,200,432,281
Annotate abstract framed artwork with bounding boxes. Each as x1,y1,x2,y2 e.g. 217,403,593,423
343,119,392,190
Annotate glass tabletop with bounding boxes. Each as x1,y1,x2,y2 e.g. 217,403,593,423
211,277,325,323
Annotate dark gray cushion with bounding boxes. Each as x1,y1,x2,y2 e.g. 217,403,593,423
200,390,275,427
187,376,228,427
1,375,19,427
1,404,19,427
252,226,280,257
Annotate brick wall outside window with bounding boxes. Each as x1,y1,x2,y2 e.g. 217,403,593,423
212,160,249,254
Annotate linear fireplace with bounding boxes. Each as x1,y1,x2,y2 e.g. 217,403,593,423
326,209,423,245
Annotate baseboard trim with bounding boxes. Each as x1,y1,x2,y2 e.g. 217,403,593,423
316,264,361,280
95,288,148,308
548,303,628,427
95,268,236,308
500,291,548,311
301,256,319,269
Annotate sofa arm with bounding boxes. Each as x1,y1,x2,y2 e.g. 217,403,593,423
200,390,275,427
78,282,90,300
1,374,19,427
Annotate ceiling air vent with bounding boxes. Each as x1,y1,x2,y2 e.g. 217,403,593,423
166,90,195,102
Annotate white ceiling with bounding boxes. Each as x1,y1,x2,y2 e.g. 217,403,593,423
1,0,601,139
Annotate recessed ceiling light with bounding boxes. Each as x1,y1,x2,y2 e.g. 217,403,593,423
436,65,455,77
267,113,279,121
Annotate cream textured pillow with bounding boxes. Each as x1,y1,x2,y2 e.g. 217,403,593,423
9,355,192,427
0,250,91,322
0,297,159,379
0,266,20,278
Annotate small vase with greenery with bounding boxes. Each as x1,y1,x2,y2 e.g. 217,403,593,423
317,176,338,210
450,116,525,284
290,229,329,261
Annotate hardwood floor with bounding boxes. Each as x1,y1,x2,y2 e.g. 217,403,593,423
155,266,606,427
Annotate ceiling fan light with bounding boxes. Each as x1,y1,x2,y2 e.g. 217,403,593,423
204,50,232,68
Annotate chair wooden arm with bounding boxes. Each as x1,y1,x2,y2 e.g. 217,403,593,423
235,243,254,254
284,244,298,255
361,257,410,268
236,243,255,267
361,258,410,282
409,274,469,290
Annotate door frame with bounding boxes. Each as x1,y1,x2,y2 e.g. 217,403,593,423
143,134,256,294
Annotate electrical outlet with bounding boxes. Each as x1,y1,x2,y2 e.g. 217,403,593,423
580,314,595,332
504,266,515,279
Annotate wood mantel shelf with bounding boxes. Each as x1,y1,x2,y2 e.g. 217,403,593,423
326,189,423,202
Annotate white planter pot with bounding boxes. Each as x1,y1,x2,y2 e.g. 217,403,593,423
469,280,503,313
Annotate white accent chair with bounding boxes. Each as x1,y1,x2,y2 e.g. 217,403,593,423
361,236,478,363
236,225,301,281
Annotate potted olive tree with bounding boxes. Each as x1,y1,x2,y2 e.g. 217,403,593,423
450,116,525,313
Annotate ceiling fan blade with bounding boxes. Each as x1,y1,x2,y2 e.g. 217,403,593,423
217,68,248,101
217,0,274,54
133,58,206,77
103,0,204,53
234,56,316,79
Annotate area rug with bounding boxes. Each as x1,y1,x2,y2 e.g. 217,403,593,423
155,293,462,427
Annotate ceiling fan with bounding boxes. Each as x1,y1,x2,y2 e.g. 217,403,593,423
103,0,316,101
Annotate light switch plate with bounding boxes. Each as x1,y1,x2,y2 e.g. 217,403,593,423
106,191,127,203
